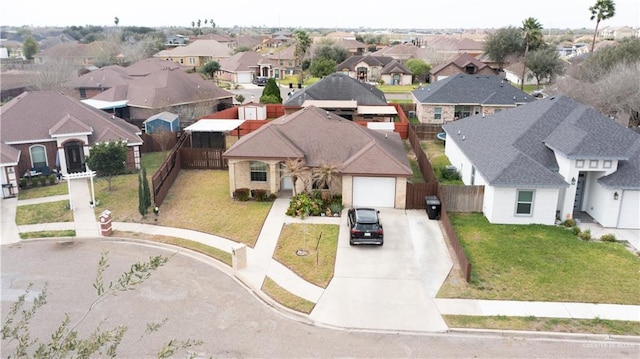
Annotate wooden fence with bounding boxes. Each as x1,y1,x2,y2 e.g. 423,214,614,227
151,134,188,207
180,148,227,169
438,201,472,282
411,123,445,141
438,184,484,212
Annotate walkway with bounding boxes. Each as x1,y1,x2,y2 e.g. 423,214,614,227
3,178,640,334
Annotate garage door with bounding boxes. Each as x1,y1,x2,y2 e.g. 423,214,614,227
237,73,252,84
618,190,639,229
352,177,396,208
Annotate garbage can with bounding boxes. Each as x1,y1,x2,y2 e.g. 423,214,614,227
297,83,302,89
289,82,293,89
425,196,441,220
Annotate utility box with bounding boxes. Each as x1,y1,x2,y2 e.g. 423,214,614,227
100,210,113,236
231,245,247,270
425,196,441,220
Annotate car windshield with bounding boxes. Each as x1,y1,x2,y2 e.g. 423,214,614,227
356,209,378,223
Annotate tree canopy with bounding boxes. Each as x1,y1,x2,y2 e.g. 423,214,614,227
260,78,282,104
589,0,616,52
22,36,39,60
293,30,312,83
199,60,220,79
309,58,337,78
525,47,564,87
520,17,544,90
405,58,431,84
85,140,128,191
482,27,523,70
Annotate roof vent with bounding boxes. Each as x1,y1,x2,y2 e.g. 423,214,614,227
457,130,461,135
462,135,466,141
482,112,485,118
550,96,555,100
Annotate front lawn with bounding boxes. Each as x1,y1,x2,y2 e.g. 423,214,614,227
438,213,640,304
15,201,73,225
18,182,68,200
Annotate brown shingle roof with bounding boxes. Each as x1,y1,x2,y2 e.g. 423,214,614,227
0,91,142,145
223,106,411,176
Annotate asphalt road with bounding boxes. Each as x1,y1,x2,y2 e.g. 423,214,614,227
2,239,637,358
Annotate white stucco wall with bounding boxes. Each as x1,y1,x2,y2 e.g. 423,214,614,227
485,187,559,225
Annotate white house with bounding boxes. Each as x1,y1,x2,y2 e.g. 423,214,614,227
443,95,640,229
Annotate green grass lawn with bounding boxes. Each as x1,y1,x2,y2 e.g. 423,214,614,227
438,213,640,304
18,182,68,200
15,201,73,225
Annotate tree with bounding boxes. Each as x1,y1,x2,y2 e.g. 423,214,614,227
114,16,119,26
312,163,339,191
520,17,544,90
210,19,215,28
309,58,337,78
233,45,252,54
260,78,282,104
139,166,151,217
405,58,431,84
293,30,311,84
199,60,220,79
22,35,39,60
85,140,128,191
151,128,175,152
1,253,202,358
313,42,349,64
282,158,308,196
589,0,616,52
578,37,640,82
525,47,564,87
482,27,523,71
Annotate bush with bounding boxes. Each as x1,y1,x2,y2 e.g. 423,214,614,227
572,226,581,236
600,233,617,242
441,165,461,181
329,202,343,216
562,219,576,227
47,174,56,185
252,189,269,202
578,228,592,241
233,188,250,201
19,178,28,188
286,192,323,218
38,176,47,186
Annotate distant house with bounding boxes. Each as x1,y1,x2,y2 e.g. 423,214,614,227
218,51,274,84
222,105,412,208
503,62,538,87
33,41,117,67
372,43,430,62
412,74,534,124
154,39,233,68
69,58,234,128
429,52,496,83
267,45,296,78
336,55,412,84
443,95,640,229
0,91,143,195
284,73,397,122
598,26,637,40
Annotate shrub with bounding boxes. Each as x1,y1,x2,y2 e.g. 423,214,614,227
38,176,47,186
19,178,28,188
578,228,592,241
286,192,323,218
572,226,581,236
562,219,576,227
329,202,343,216
47,174,56,185
233,188,250,201
600,233,617,242
252,189,268,202
441,165,461,181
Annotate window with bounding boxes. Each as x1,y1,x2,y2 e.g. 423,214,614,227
29,145,47,169
516,190,534,215
434,107,442,120
250,161,267,182
454,105,471,119
576,160,584,168
79,88,87,99
471,166,476,185
589,160,598,168
603,160,612,169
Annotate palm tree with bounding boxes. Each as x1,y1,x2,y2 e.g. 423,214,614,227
114,17,119,26
293,30,311,85
520,17,543,91
312,163,340,191
589,0,616,52
282,158,308,196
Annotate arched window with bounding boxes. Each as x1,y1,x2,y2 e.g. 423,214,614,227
29,145,47,169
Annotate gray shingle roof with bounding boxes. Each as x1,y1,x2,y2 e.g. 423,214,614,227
223,106,411,177
412,74,534,105
284,73,387,107
443,95,640,188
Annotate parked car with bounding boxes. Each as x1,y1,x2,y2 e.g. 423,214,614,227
253,76,268,86
347,207,384,246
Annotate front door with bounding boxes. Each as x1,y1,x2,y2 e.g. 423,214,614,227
65,142,85,173
573,173,586,210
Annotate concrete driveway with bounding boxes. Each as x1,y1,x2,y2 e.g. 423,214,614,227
310,208,453,332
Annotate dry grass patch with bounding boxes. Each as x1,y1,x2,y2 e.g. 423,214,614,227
262,277,315,314
156,170,272,247
444,315,640,336
112,230,232,266
16,201,73,225
273,223,339,288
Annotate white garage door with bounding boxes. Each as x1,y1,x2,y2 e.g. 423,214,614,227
618,190,639,229
353,177,396,208
237,73,252,84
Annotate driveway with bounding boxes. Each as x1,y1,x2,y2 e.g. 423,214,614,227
310,208,453,332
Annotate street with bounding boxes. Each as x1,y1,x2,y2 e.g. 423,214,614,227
2,239,637,358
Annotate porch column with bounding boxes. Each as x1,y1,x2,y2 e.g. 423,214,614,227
269,162,278,194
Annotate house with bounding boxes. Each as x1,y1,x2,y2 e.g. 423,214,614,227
75,60,234,128
443,95,640,229
218,51,275,84
0,90,144,194
412,74,534,124
429,52,496,83
336,54,412,84
154,39,233,68
267,45,296,77
598,26,637,40
284,73,397,122
503,62,538,87
372,43,431,62
222,105,412,208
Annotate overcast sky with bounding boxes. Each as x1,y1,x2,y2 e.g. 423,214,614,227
2,0,638,30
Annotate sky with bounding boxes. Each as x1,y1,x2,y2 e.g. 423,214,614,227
1,0,638,30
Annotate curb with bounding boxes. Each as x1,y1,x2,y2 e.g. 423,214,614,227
447,327,640,343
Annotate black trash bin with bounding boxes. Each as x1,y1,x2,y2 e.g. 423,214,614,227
289,82,293,89
297,83,302,89
425,196,441,220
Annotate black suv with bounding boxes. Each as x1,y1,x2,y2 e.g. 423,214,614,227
253,76,268,86
347,208,384,246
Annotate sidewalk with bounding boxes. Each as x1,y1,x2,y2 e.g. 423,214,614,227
3,185,640,333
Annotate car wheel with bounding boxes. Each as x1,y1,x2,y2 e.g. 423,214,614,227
349,239,354,246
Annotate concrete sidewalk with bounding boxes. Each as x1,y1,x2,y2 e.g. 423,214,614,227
4,185,640,334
